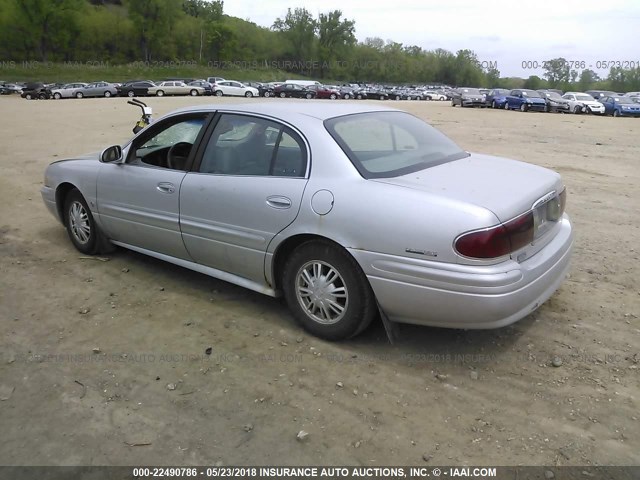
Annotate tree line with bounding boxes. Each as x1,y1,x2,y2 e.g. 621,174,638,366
0,0,639,91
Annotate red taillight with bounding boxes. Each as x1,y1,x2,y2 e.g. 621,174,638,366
455,212,534,259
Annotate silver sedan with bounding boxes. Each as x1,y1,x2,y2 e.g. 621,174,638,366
41,103,573,340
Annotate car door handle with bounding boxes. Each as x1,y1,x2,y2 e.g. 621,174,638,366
266,196,292,209
157,182,176,194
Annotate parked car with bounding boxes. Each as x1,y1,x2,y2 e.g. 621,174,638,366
537,90,571,113
212,80,260,97
0,82,23,95
363,87,389,100
148,81,204,97
584,90,617,100
504,89,546,112
188,80,213,96
206,76,225,85
306,84,340,99
561,92,605,114
402,89,426,101
484,89,510,108
273,83,317,99
117,81,156,97
599,95,640,117
21,82,51,100
74,82,118,99
338,86,356,99
245,82,275,97
51,83,88,99
41,103,573,341
424,90,447,101
450,88,485,107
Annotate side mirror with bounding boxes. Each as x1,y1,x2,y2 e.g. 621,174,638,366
100,145,123,163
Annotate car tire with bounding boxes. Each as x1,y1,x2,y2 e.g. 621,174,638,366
573,105,581,114
306,93,313,99
357,94,363,100
245,91,253,97
282,240,377,341
491,100,497,109
214,90,223,97
25,93,33,100
104,91,112,98
190,89,198,96
344,93,350,99
53,92,62,100
264,91,270,98
64,189,100,255
504,102,509,110
279,92,286,98
127,90,135,97
613,109,620,117
330,93,337,100
38,93,47,100
520,103,528,112
379,95,385,100
156,90,164,97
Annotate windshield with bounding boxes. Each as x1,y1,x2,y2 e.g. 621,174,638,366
461,88,480,95
324,111,468,179
576,94,594,101
522,90,542,98
614,97,637,105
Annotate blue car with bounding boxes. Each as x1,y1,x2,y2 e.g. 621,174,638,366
485,88,510,108
504,89,547,112
599,95,640,117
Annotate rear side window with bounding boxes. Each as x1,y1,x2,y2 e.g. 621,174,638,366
325,111,467,179
199,114,307,177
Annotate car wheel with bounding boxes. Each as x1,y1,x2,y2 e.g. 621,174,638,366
491,100,496,109
104,91,112,98
329,93,337,100
53,92,62,100
156,90,164,97
279,92,286,98
75,92,83,99
344,93,350,99
306,93,313,99
282,240,377,340
394,95,400,101
127,90,135,97
64,189,100,255
245,91,253,97
264,91,270,98
504,102,509,110
379,95,385,100
573,105,581,114
25,93,33,100
190,89,198,96
613,109,620,117
520,103,528,112
357,94,363,100
38,93,47,100
215,90,223,97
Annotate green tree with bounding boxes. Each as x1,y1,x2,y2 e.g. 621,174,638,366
485,66,500,87
10,0,85,61
523,75,544,90
317,10,355,78
124,0,181,61
578,69,599,91
272,8,317,64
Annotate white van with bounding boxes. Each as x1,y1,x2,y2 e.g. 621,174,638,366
284,79,321,87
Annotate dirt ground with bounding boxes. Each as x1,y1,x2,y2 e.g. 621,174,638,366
0,95,638,467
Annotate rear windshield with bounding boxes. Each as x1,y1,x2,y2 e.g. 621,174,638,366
324,111,468,179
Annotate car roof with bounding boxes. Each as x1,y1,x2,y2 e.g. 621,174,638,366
168,102,398,121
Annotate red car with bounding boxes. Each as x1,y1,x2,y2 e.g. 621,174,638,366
306,84,340,99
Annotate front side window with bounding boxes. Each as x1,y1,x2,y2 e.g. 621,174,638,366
198,114,307,177
130,115,207,169
325,111,467,179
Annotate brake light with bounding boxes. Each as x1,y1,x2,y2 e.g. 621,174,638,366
455,212,534,259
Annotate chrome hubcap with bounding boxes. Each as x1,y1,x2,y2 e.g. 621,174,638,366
295,261,348,325
69,201,90,244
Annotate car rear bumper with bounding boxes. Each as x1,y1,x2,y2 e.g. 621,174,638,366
349,215,573,329
41,186,61,223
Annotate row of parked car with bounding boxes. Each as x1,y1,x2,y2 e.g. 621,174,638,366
451,87,640,117
2,77,452,102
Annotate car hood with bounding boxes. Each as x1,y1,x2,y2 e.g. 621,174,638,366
51,152,100,165
373,153,562,222
581,100,604,107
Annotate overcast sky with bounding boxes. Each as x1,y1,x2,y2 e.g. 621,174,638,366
224,0,640,78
